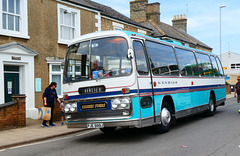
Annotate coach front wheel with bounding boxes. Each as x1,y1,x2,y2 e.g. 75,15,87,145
153,102,172,133
206,95,216,116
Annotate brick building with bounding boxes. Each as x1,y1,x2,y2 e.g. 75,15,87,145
0,0,151,119
130,0,212,52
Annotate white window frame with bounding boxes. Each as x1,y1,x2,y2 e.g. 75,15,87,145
137,29,146,35
112,22,123,31
57,3,80,45
0,0,29,39
48,62,63,97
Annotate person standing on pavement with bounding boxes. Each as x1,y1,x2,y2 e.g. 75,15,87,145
234,76,240,113
42,82,61,127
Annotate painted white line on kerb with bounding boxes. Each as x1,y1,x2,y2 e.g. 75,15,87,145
8,136,73,150
0,130,97,152
0,136,73,152
75,129,99,136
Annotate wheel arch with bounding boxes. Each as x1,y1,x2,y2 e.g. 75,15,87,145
210,90,216,104
161,95,175,116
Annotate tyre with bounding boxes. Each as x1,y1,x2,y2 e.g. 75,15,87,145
100,127,117,134
153,101,172,134
206,94,216,116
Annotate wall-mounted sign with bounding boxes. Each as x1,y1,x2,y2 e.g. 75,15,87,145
12,56,21,60
223,67,227,70
8,81,12,94
225,75,230,80
35,78,41,92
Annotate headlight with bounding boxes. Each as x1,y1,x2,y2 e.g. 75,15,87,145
64,104,71,112
64,103,78,113
120,103,127,108
111,98,131,110
70,102,77,112
72,103,77,107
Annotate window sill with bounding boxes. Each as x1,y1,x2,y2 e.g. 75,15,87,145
0,31,30,40
58,39,70,45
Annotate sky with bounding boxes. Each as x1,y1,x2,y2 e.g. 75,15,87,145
92,0,240,56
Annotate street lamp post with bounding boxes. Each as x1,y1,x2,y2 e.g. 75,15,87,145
220,5,226,62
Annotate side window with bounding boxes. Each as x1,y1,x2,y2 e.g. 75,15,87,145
145,41,179,76
133,41,149,75
175,48,199,76
210,56,219,76
216,57,224,76
195,53,213,76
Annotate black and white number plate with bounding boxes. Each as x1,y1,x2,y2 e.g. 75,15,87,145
87,123,104,128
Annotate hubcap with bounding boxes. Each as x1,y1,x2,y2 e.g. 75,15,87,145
161,108,171,126
210,99,214,112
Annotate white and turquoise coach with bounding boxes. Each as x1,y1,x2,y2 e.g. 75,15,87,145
63,31,226,133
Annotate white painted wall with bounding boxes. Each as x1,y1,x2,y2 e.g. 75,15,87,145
220,51,240,75
0,44,38,119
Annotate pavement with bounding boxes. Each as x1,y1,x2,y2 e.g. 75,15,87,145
0,93,235,150
0,119,87,150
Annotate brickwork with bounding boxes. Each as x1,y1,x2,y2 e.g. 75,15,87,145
0,95,26,131
226,85,231,94
146,3,160,25
195,45,212,52
53,101,62,122
172,15,187,32
101,17,149,35
130,0,148,23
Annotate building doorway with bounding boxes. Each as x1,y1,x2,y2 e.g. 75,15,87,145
4,66,20,102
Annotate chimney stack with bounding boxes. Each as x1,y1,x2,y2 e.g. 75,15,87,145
130,0,148,23
172,14,187,32
146,2,160,25
130,0,160,24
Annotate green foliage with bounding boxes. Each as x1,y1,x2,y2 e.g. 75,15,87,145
225,81,230,85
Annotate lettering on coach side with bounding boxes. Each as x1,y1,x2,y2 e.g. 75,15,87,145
158,81,178,85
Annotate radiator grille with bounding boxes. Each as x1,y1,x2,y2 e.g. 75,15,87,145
69,109,129,119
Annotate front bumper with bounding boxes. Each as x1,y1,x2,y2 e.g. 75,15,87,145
67,118,140,128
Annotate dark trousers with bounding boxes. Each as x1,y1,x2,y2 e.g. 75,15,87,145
42,104,54,125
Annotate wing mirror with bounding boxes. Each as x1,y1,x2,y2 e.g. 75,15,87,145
127,49,133,59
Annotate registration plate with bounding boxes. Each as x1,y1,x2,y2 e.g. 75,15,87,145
87,123,104,128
